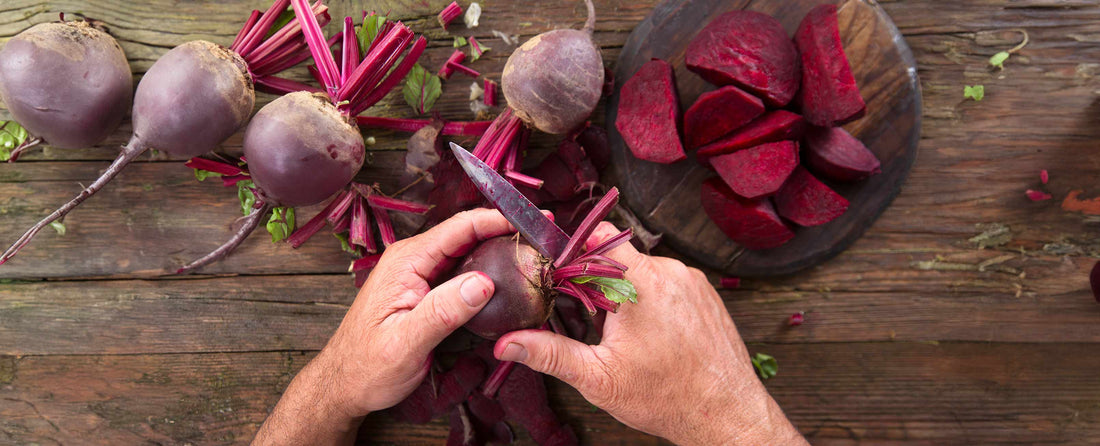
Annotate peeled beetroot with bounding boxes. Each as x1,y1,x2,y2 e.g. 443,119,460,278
696,110,806,161
710,141,799,199
795,4,866,127
616,59,684,164
701,178,794,250
684,85,765,149
803,126,880,181
774,167,849,227
686,11,800,107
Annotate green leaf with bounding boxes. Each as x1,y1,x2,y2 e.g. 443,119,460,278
989,51,1010,70
266,207,295,243
0,121,30,162
237,180,257,216
964,85,984,102
751,353,778,380
266,9,296,38
453,36,467,48
49,221,66,236
333,232,358,254
357,14,388,55
468,37,489,62
402,64,442,115
570,276,638,304
193,169,221,182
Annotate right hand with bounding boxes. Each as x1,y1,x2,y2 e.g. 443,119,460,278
493,222,808,445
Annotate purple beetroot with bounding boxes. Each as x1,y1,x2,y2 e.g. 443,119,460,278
683,85,765,149
710,141,799,200
701,178,794,250
695,110,807,162
616,58,684,164
774,167,849,227
686,10,801,107
795,4,866,127
803,126,881,182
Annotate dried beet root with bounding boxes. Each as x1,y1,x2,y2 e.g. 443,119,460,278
616,59,685,164
774,167,849,227
696,110,806,161
701,178,795,250
684,85,765,149
710,141,799,199
795,4,866,127
686,11,801,107
803,126,880,182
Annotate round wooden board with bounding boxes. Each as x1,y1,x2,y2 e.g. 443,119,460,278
605,0,922,277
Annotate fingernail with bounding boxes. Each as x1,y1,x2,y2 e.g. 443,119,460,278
498,342,528,362
460,272,493,307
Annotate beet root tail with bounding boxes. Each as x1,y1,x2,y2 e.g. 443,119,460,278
0,137,147,266
176,202,273,274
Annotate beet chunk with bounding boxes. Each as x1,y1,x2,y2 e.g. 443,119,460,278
803,126,881,181
710,141,799,199
684,85,765,149
795,4,866,127
775,167,849,226
686,11,801,107
696,110,806,161
616,59,685,164
701,178,795,250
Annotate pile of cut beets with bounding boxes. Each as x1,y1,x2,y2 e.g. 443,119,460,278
616,5,882,250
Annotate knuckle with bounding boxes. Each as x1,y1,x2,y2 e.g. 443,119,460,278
429,295,461,330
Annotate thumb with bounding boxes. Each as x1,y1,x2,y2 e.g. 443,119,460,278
402,271,494,358
495,329,606,393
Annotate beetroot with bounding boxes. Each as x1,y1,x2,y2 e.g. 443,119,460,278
616,58,684,164
695,110,806,161
701,178,794,250
803,126,880,181
710,141,798,199
795,4,866,127
683,85,765,149
686,11,800,107
774,167,849,227
458,237,553,340
0,19,131,150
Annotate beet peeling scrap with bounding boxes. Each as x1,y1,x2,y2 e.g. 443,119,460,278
803,126,881,182
709,141,799,200
616,59,685,164
684,85,765,149
686,11,800,107
795,4,866,127
774,167,849,227
701,178,795,250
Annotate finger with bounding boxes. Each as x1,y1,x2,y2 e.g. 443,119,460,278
401,271,495,358
495,329,606,394
399,208,516,280
585,221,644,270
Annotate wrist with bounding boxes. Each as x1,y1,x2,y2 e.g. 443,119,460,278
669,381,805,446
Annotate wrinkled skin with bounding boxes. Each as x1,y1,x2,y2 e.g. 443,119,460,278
244,91,365,207
0,21,132,149
458,236,552,339
502,28,604,135
132,40,254,157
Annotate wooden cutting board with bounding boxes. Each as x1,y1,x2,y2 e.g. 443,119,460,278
605,0,921,277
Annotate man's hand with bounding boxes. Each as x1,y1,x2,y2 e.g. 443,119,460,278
494,222,809,446
253,209,516,445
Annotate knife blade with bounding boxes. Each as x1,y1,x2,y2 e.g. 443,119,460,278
449,142,571,260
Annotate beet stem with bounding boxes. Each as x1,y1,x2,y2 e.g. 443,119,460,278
340,17,361,83
185,157,244,177
481,360,516,398
0,138,147,266
439,49,466,79
288,206,329,248
366,194,431,214
558,283,597,315
574,253,627,270
230,10,262,51
7,137,43,162
290,0,339,90
552,263,625,282
447,62,481,78
234,0,291,57
372,203,397,247
350,253,382,272
176,202,273,274
326,190,356,224
349,36,427,116
355,116,492,136
585,228,632,258
504,170,543,190
254,76,323,95
338,24,413,102
554,188,620,268
582,0,596,35
438,1,462,28
483,79,498,106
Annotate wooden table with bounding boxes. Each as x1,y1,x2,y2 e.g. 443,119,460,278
2,0,1099,444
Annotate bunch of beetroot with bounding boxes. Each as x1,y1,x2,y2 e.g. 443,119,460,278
616,5,881,250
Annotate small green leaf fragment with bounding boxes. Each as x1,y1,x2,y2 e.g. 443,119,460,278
333,232,357,254
402,64,442,115
237,180,257,216
453,36,467,48
569,276,638,304
964,85,984,101
358,14,388,55
990,51,1010,70
751,353,778,380
266,9,296,38
49,221,66,236
193,169,222,182
266,207,295,243
0,121,30,161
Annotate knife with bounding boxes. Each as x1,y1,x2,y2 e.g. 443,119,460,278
449,142,571,260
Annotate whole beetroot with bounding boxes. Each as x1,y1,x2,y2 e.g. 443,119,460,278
0,18,131,150
458,237,553,339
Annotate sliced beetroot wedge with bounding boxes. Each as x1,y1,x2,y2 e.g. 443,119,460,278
795,4,866,127
616,58,685,164
686,11,801,107
804,126,881,181
701,178,795,250
710,141,799,199
775,167,849,227
696,110,807,161
684,85,765,149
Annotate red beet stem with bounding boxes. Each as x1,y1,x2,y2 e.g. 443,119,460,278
356,116,492,135
185,157,244,177
1040,170,1050,184
6,137,43,163
720,277,741,288
366,194,431,214
291,0,339,90
230,10,262,50
350,253,382,272
222,175,250,187
438,1,462,28
326,190,356,224
177,202,274,274
1026,190,1052,201
448,61,481,78
340,25,415,103
582,0,595,35
288,207,330,248
504,170,543,189
248,5,333,73
484,80,498,106
472,109,513,159
579,284,619,313
439,49,467,79
1,138,148,265
371,203,397,246
551,263,626,282
233,0,291,57
481,360,516,398
341,17,360,83
350,36,427,116
554,188,620,268
254,76,323,95
574,253,627,270
557,283,597,315
584,228,633,258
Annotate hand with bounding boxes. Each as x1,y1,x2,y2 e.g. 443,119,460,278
493,222,808,446
253,209,516,445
